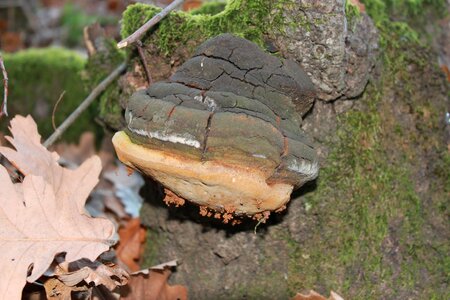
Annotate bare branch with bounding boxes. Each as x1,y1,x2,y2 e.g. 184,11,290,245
44,62,127,148
0,53,9,118
117,0,184,49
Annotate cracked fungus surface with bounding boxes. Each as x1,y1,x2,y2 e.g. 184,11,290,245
113,34,319,216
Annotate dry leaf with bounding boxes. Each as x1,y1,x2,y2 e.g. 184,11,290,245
90,284,121,300
0,166,116,299
57,259,129,290
120,268,187,300
292,290,344,300
44,278,87,300
116,218,147,272
0,115,99,215
0,115,116,300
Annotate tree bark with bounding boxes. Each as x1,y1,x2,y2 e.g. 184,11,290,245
111,1,449,298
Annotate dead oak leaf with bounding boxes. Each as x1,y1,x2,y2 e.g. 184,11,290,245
0,115,98,215
0,115,116,300
116,218,147,272
0,166,116,300
44,278,87,300
120,267,187,300
57,259,129,290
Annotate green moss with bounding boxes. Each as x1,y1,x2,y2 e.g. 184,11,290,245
120,0,292,55
363,0,447,46
230,271,288,299
345,0,362,26
285,2,449,297
287,81,447,298
141,229,166,267
190,1,227,15
1,48,99,142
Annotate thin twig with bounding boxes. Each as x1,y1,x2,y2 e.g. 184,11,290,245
0,53,9,118
117,0,184,49
136,41,153,86
44,62,127,148
52,90,66,131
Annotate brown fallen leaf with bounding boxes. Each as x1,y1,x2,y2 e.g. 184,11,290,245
0,115,102,216
292,290,344,300
44,278,87,300
56,259,129,290
120,268,187,300
116,218,147,272
0,115,116,300
90,284,121,300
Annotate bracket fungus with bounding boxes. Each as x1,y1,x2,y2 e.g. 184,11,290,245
113,34,319,217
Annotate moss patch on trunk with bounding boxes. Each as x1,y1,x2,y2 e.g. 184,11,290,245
120,0,296,56
285,1,449,298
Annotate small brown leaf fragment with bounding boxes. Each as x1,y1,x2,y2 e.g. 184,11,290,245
116,218,147,272
291,290,344,300
44,278,87,300
57,260,129,291
120,268,187,300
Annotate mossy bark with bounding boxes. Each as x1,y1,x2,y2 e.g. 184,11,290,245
1,48,99,142
119,1,449,299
